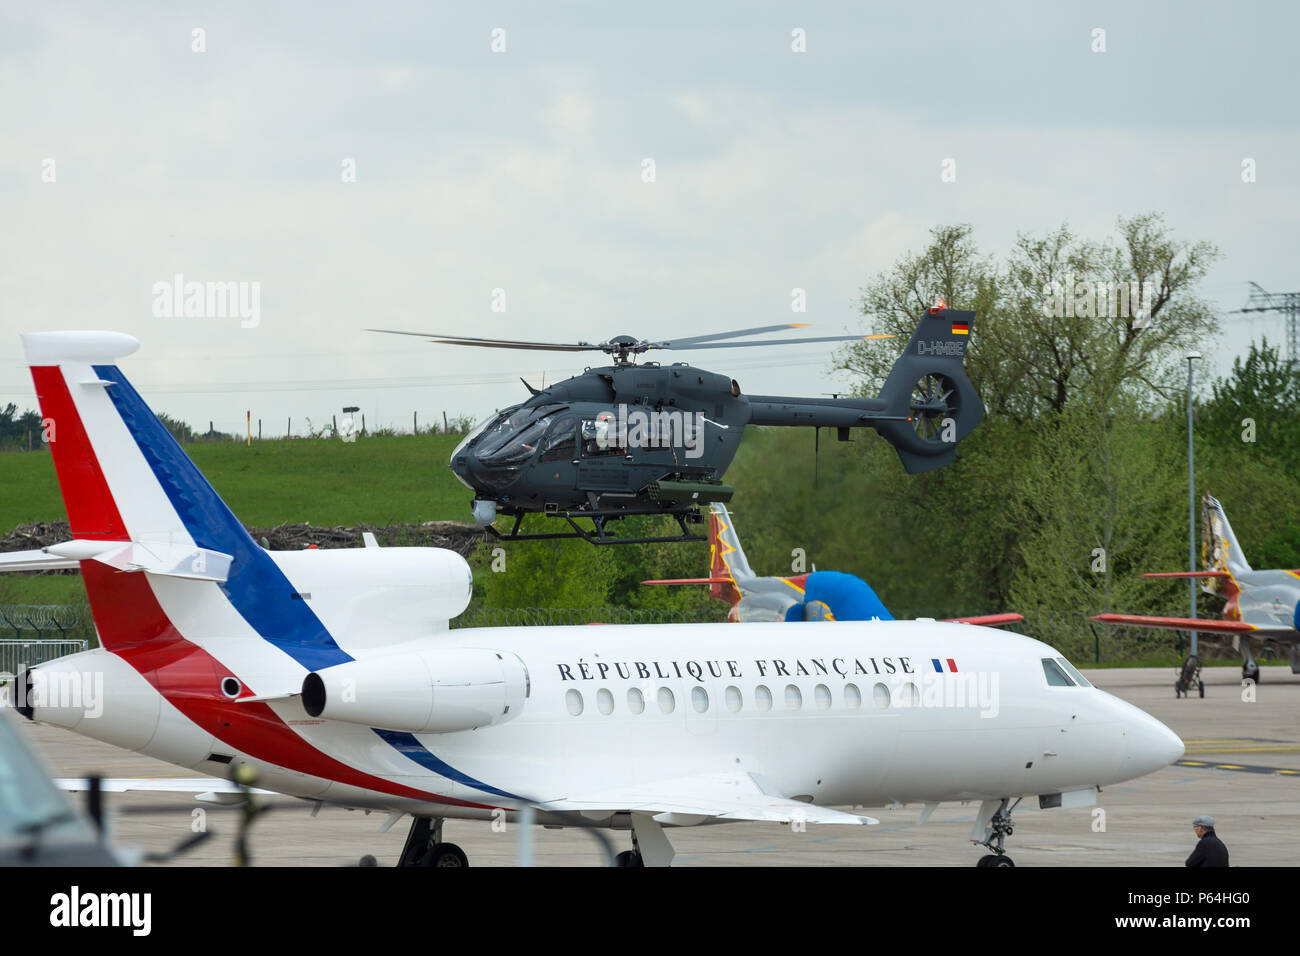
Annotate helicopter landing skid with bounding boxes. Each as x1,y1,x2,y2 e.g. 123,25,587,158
486,509,706,546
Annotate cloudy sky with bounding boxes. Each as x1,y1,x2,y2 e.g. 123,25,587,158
2,2,1296,436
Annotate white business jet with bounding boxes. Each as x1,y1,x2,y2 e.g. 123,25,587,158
0,331,1183,867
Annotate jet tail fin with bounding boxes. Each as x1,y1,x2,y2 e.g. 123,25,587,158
1203,494,1252,577
21,331,352,670
707,503,752,604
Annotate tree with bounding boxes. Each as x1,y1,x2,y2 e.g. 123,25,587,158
837,214,1220,422
1005,400,1188,659
156,412,197,444
470,534,618,610
0,403,42,449
1199,338,1300,479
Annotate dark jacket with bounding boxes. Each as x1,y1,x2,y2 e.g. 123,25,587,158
1185,829,1229,867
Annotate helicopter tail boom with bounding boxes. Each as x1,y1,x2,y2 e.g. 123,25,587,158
745,307,983,474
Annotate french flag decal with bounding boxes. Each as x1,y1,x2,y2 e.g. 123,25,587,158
931,658,959,673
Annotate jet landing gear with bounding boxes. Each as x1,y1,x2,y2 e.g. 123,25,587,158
395,816,469,868
613,813,676,868
1242,645,1260,685
1176,655,1205,698
971,797,1020,868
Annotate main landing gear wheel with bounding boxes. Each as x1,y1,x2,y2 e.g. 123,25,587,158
426,842,469,867
615,850,644,868
1243,662,1260,684
973,797,1019,868
395,816,471,868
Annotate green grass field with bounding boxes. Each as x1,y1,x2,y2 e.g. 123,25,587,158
0,435,473,530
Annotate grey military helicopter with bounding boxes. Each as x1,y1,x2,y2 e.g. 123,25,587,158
372,306,983,544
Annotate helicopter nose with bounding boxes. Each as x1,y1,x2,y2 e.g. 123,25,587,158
450,453,478,490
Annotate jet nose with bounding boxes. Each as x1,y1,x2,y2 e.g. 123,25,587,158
1124,711,1185,778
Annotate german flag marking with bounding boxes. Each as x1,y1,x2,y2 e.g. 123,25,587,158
951,322,969,335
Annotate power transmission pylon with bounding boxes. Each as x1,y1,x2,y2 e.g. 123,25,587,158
1233,282,1300,366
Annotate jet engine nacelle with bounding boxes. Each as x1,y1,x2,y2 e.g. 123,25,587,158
11,648,216,765
301,647,529,734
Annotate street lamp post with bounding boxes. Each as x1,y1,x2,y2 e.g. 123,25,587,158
1186,352,1201,658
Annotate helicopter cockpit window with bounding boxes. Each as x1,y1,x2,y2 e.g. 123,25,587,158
479,416,554,466
539,415,579,462
474,406,534,459
581,412,624,457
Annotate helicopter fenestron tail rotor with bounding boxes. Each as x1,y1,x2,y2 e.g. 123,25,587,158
368,325,894,365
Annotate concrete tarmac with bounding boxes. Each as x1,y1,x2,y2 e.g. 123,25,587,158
15,665,1300,866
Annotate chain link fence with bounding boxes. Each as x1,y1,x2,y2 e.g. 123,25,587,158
0,639,89,679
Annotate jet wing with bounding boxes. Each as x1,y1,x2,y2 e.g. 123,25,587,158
943,613,1023,627
538,771,877,825
1091,613,1294,636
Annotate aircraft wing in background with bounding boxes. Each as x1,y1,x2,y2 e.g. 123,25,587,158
1091,613,1295,636
943,613,1024,627
641,577,734,586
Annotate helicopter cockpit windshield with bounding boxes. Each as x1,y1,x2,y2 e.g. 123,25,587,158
474,404,574,476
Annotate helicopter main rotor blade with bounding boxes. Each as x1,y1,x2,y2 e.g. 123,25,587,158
656,324,815,347
661,333,895,350
368,329,599,351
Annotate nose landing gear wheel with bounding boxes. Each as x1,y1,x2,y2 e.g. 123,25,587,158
976,854,1015,867
615,850,644,868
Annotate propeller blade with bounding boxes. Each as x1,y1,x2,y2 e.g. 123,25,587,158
368,329,599,352
661,333,894,350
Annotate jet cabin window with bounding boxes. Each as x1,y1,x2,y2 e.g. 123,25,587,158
1041,658,1076,687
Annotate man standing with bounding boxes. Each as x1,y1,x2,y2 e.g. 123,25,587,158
1185,814,1229,867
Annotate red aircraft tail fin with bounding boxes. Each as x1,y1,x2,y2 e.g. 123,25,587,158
707,507,744,606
